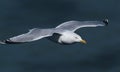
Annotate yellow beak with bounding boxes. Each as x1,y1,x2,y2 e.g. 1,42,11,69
80,40,87,44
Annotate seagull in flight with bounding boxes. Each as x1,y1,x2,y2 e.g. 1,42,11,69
0,19,108,45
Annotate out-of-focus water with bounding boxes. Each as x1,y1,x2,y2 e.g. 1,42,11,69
0,0,120,72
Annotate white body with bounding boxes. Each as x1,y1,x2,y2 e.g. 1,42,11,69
58,31,82,44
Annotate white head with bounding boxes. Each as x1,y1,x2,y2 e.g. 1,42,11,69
59,31,87,44
71,33,87,44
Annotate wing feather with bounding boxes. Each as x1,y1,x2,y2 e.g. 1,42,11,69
1,28,54,44
56,19,108,32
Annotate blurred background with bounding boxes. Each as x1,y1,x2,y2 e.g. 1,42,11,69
0,0,120,72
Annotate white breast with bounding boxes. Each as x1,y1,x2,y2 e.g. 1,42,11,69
58,31,78,44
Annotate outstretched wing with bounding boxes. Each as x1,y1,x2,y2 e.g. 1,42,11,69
0,28,54,44
56,19,108,32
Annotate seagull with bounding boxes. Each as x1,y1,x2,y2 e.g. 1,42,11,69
0,19,108,45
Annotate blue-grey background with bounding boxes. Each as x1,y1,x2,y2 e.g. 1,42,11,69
0,0,119,72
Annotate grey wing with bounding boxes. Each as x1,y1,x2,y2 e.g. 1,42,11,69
56,19,108,32
0,28,54,44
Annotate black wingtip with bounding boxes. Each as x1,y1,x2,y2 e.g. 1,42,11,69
103,19,108,26
0,39,23,44
0,40,6,44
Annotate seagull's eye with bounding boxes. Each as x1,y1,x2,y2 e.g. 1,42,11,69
75,37,78,39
